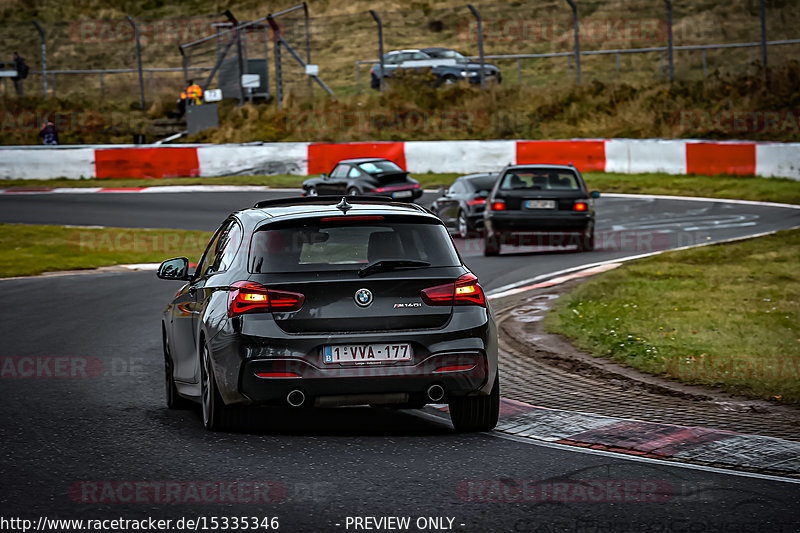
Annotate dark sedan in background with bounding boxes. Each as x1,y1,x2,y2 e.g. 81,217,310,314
430,173,497,238
302,158,422,202
483,164,600,255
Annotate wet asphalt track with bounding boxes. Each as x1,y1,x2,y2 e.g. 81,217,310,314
1,191,800,531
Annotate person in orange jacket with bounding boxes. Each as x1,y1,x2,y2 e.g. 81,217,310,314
186,80,203,105
169,80,202,119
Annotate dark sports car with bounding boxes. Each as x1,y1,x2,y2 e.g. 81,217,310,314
430,173,497,239
158,196,499,432
483,164,600,255
302,158,422,202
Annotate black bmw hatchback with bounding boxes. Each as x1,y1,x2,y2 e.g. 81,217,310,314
158,196,499,432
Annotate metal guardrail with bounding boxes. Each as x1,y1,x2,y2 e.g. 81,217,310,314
354,38,800,93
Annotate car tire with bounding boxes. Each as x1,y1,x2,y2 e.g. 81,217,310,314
484,231,501,256
163,328,193,410
347,187,360,197
200,342,235,431
305,186,318,197
578,223,595,252
456,210,470,239
448,373,500,432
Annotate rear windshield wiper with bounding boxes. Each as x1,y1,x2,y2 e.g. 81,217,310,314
358,259,431,278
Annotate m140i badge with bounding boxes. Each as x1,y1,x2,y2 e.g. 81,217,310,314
393,302,423,309
354,288,373,307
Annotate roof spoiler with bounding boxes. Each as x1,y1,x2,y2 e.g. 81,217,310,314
253,195,396,209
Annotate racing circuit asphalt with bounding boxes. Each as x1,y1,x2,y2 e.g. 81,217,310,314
1,191,800,531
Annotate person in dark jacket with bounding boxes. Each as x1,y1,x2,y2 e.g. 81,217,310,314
11,52,28,96
39,121,58,145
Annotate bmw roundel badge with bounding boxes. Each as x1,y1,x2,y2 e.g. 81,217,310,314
355,288,373,307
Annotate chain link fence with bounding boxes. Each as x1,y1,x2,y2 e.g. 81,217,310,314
0,1,798,104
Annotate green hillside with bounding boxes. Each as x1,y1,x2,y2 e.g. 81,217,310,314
1,0,798,144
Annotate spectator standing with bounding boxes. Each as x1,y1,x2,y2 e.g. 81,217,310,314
186,80,203,106
39,121,58,145
11,52,28,96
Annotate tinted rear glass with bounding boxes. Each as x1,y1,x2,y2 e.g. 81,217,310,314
358,161,403,174
249,220,460,273
499,170,580,191
467,176,496,191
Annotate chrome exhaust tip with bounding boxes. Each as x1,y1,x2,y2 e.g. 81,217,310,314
287,389,306,407
427,384,445,402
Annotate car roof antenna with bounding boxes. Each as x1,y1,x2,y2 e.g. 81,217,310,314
336,197,353,214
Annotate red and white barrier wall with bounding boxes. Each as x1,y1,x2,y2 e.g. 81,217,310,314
1,139,798,180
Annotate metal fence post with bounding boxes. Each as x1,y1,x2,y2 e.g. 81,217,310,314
565,0,580,85
702,49,707,76
517,58,522,85
263,25,271,99
759,0,768,70
303,2,312,95
268,16,284,109
664,0,674,81
369,10,385,91
224,10,246,106
32,21,47,97
127,16,146,109
467,4,486,88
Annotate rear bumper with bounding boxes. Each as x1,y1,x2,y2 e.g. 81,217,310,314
206,310,498,406
240,350,489,405
485,211,592,233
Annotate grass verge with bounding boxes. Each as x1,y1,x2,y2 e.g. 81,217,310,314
0,224,212,278
0,173,460,191
544,228,800,404
2,172,798,205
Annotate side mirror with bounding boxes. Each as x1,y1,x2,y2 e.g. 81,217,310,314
320,173,328,180
157,257,190,281
590,190,601,199
437,187,447,196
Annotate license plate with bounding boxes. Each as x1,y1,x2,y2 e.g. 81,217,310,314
323,344,413,364
393,190,413,198
525,200,556,209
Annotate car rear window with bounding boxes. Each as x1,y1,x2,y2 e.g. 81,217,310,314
468,177,496,192
249,219,460,273
358,161,403,174
499,170,580,191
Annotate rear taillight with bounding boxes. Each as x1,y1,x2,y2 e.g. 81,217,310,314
573,201,588,212
420,273,486,307
228,281,305,317
490,200,506,211
467,197,486,206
